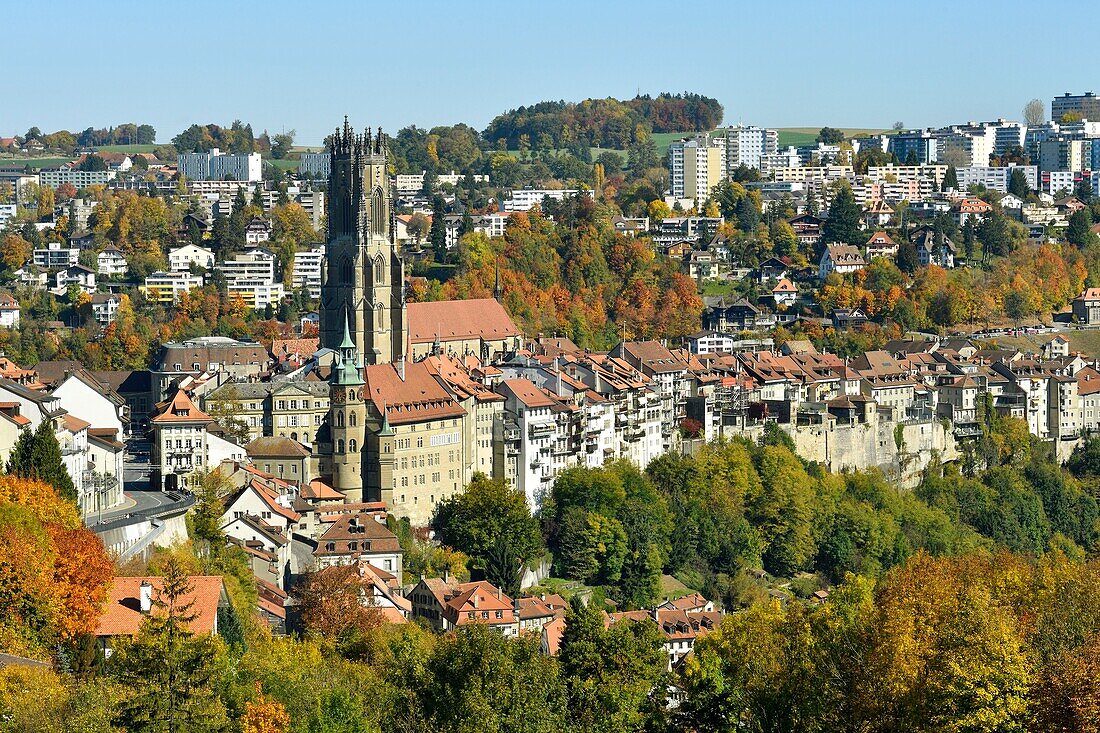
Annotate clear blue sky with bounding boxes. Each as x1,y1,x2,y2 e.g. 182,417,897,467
3,0,1098,145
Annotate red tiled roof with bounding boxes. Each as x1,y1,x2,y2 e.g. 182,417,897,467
96,576,224,637
150,389,212,424
407,298,521,344
363,361,466,425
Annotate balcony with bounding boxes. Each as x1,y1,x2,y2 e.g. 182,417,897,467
529,423,554,438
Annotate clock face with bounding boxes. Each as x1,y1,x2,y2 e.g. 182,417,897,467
333,390,344,404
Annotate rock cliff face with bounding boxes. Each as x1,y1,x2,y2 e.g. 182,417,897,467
740,410,957,489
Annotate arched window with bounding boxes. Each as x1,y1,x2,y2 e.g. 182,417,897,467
376,304,385,329
336,411,344,427
349,439,358,453
337,439,345,454
374,254,385,284
371,187,385,235
340,256,354,284
349,412,357,427
290,432,298,441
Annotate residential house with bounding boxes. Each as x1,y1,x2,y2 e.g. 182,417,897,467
819,244,866,280
952,197,993,225
1073,288,1100,325
862,199,894,228
150,388,245,491
96,246,128,277
54,264,96,294
169,243,216,272
408,578,519,636
788,214,823,249
95,576,228,656
312,513,403,576
771,278,798,307
0,293,19,328
90,293,123,327
246,436,312,485
865,231,898,260
910,227,957,268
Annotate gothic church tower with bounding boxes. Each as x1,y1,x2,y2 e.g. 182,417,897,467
320,118,405,363
320,118,405,501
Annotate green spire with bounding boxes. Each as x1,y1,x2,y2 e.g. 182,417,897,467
378,404,394,436
340,306,355,350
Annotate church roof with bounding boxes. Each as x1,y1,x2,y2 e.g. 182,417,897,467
407,299,521,345
362,361,466,425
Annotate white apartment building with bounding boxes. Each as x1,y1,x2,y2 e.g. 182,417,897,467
90,293,122,327
227,281,285,311
502,188,587,212
187,180,259,197
721,125,778,171
394,170,488,192
668,135,726,201
151,389,245,492
955,165,1038,193
96,247,128,277
33,243,79,269
292,247,323,299
39,168,116,189
142,271,204,304
217,249,276,285
297,151,330,180
169,243,216,272
178,148,262,182
758,147,803,174
0,203,18,228
936,127,996,167
1039,139,1090,173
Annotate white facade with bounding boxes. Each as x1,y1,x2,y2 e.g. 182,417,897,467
142,271,205,304
178,148,262,182
292,247,323,299
502,188,587,212
39,169,116,189
97,249,128,276
297,151,331,180
721,125,778,170
217,249,276,284
169,243,215,272
33,243,79,269
955,165,1038,193
668,135,726,200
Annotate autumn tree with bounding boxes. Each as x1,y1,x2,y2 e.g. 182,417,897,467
295,563,383,642
241,682,291,733
111,559,229,733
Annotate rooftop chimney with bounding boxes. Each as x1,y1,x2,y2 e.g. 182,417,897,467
139,580,153,614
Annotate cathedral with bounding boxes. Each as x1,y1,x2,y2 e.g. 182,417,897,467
319,118,405,503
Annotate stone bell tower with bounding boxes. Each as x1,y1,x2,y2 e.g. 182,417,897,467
320,117,406,364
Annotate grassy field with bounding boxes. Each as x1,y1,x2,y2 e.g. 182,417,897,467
776,127,889,148
96,144,157,154
987,329,1100,358
267,159,299,171
0,156,70,169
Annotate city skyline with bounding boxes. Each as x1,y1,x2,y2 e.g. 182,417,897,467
3,0,1099,144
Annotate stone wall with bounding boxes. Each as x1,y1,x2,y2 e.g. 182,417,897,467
736,411,957,490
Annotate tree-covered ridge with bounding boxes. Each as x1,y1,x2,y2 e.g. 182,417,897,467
482,92,723,150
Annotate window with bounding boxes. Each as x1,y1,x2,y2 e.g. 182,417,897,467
338,439,345,454
349,439,358,453
374,254,385,284
349,412,357,427
336,411,344,427
326,542,335,552
348,541,357,551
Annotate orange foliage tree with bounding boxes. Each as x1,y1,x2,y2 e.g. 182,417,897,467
0,476,112,656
